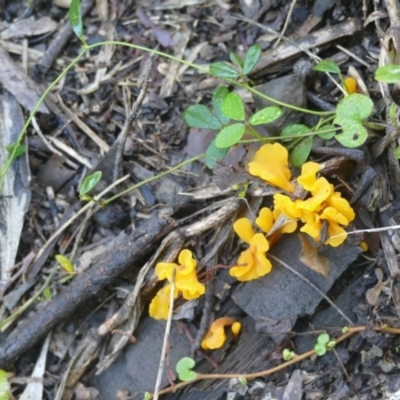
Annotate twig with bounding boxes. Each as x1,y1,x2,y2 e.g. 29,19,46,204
150,325,400,398
153,269,176,400
274,0,297,48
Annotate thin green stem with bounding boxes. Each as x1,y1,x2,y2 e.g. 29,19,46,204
244,123,264,140
105,154,204,204
0,265,57,331
0,49,87,191
0,39,336,193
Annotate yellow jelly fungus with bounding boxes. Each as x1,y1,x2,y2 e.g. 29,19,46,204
155,249,206,300
201,317,237,350
255,207,274,233
344,77,357,94
360,241,368,252
297,178,332,213
149,249,206,319
256,207,297,247
248,143,294,192
230,218,272,281
274,178,355,247
273,209,298,234
325,189,356,223
231,322,241,337
297,161,320,191
149,284,172,320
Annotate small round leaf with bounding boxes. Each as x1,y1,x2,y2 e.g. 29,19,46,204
243,44,261,75
282,349,293,361
183,105,223,129
212,86,230,125
221,92,245,121
375,64,400,83
317,333,330,345
314,60,340,74
333,94,373,148
176,357,197,381
6,143,27,159
210,62,239,79
205,139,229,169
334,121,368,148
79,171,102,195
314,343,327,356
335,93,373,122
317,124,336,140
249,106,282,125
69,0,84,39
215,123,245,148
55,254,75,273
291,136,313,167
281,124,310,139
230,52,243,69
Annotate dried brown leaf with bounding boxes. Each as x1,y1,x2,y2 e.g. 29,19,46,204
299,233,330,278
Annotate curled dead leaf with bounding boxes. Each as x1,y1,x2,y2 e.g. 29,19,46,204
299,233,330,279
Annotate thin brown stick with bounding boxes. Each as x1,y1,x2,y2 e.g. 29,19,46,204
150,325,400,398
274,0,297,48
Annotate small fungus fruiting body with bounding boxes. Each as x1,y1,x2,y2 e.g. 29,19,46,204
149,249,205,319
201,317,240,350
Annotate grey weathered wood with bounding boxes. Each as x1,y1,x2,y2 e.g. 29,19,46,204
0,92,31,283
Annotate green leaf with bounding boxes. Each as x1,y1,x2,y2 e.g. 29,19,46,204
6,143,26,159
183,105,223,129
144,392,151,400
291,136,313,167
335,93,373,121
210,62,239,79
327,340,337,350
69,0,84,39
282,349,293,361
333,94,373,148
0,370,12,400
280,124,310,141
215,123,245,148
317,333,330,345
314,343,327,356
205,139,229,169
55,254,75,273
221,92,245,121
238,377,248,387
314,60,340,74
389,103,398,124
375,64,400,83
79,171,102,195
317,124,336,140
176,357,197,381
249,106,282,125
335,121,368,148
43,287,52,300
395,146,400,159
243,44,261,75
212,86,230,125
230,52,243,69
